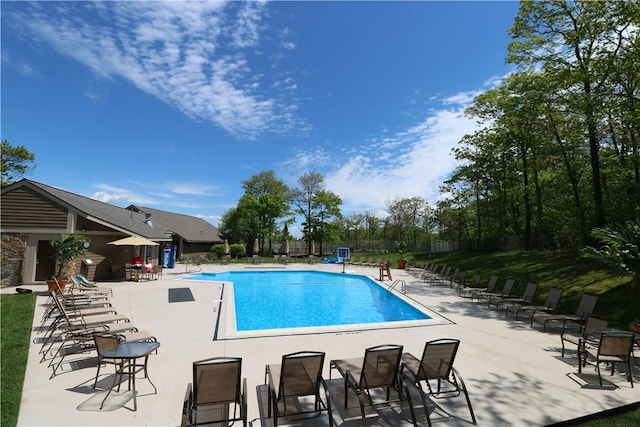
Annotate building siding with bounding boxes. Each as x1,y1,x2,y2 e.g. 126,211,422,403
0,187,68,229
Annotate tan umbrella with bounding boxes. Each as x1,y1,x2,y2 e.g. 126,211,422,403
108,236,159,246
253,238,259,255
311,240,315,255
284,240,290,255
224,239,230,254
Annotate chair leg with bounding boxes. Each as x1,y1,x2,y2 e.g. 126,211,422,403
402,381,418,427
94,362,102,388
453,368,476,424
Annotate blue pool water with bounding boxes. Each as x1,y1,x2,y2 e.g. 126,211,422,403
186,271,430,331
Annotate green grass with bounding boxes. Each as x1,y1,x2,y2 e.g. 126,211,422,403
1,292,36,427
403,250,640,329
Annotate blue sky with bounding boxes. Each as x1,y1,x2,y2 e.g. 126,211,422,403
2,1,519,233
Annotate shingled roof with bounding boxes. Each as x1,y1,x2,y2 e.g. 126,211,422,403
14,180,170,240
3,180,221,244
127,205,222,243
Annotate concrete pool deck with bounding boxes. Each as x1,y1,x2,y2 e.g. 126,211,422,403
7,261,640,426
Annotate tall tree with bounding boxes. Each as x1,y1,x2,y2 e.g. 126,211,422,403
1,140,35,187
241,171,290,253
290,171,325,255
508,0,632,227
312,189,343,256
385,197,428,253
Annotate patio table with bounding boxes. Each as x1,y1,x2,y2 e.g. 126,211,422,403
100,340,161,411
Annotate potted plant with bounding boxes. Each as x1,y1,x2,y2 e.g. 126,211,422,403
47,233,89,293
630,318,640,334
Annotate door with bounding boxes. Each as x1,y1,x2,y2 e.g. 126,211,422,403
35,240,55,281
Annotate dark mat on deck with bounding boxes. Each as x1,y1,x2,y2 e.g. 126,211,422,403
168,287,195,303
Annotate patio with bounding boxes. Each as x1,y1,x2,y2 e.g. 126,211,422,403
11,262,640,426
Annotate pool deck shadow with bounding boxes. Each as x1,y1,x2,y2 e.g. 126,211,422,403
9,262,640,427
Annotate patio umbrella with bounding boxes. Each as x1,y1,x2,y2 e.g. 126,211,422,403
108,236,159,246
311,240,315,255
224,239,230,255
253,238,259,255
284,240,289,255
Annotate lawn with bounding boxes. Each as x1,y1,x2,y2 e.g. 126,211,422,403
1,292,36,427
403,250,640,330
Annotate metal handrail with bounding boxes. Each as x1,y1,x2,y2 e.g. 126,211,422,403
387,279,406,294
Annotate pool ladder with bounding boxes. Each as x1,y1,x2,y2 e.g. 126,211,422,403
387,279,406,295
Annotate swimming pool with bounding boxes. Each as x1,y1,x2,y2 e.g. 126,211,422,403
186,270,447,338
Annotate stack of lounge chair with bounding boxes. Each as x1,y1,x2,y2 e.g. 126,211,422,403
38,278,156,379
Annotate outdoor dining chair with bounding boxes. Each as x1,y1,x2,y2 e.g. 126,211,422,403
400,338,476,426
265,351,331,426
330,344,404,426
579,332,635,388
561,314,608,358
182,357,247,427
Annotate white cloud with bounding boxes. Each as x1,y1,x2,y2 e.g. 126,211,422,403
16,1,303,140
324,98,480,213
165,183,219,197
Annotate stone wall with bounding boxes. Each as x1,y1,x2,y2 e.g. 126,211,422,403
1,233,27,288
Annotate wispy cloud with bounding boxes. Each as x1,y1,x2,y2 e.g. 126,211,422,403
91,181,219,208
328,106,477,212
13,1,303,140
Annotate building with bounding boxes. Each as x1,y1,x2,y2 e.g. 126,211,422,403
1,179,222,286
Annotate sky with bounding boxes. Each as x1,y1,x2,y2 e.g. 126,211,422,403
2,1,519,234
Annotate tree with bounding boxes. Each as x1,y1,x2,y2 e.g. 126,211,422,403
385,197,429,253
508,0,634,227
290,171,325,255
312,189,343,256
219,171,290,256
1,139,35,187
241,171,290,253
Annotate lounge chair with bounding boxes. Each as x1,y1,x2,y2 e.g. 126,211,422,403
44,295,152,377
578,332,635,388
450,270,467,290
458,274,481,296
406,262,427,277
560,314,608,358
330,344,404,425
481,278,516,307
420,264,446,282
494,282,538,312
182,357,247,427
424,266,452,286
47,277,111,304
401,339,476,426
460,275,498,299
531,293,599,331
506,287,563,320
71,274,113,296
265,351,329,426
